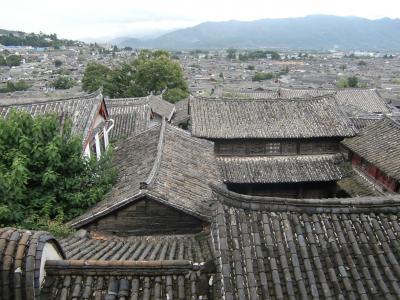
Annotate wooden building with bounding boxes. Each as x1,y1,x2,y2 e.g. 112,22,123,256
0,90,113,159
342,116,400,193
190,95,357,198
68,119,222,236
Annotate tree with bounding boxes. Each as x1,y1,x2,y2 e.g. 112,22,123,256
252,72,274,81
6,54,22,67
347,76,359,87
0,110,116,230
336,76,359,88
82,51,189,103
227,48,236,59
357,60,367,66
82,62,112,93
51,75,75,89
135,54,189,97
54,59,63,67
0,81,30,93
0,55,6,66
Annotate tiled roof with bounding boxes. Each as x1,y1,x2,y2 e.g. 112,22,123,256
211,186,400,299
42,259,213,299
337,170,384,197
191,96,356,139
60,231,213,262
349,116,382,129
0,228,65,299
69,120,222,227
105,97,151,140
217,154,349,183
149,95,175,121
0,91,104,143
342,116,400,181
221,88,392,116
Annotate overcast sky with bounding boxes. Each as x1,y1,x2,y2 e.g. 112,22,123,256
1,0,400,41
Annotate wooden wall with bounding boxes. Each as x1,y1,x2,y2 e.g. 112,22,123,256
351,153,399,193
83,197,205,236
227,182,337,199
214,138,341,156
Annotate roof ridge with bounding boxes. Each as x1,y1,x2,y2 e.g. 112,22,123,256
166,124,214,147
142,118,167,188
194,95,335,102
211,184,400,212
0,89,102,107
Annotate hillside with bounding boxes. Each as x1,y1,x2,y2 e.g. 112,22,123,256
117,15,400,50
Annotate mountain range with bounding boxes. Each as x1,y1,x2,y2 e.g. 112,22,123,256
116,15,400,50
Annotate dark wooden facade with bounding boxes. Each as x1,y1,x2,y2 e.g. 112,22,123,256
214,138,340,156
227,181,337,199
351,152,399,193
83,197,205,236
215,138,345,198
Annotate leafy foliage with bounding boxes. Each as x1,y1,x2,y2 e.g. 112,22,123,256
0,32,76,47
82,62,112,93
82,50,189,103
54,59,63,67
336,76,360,88
0,80,30,93
252,72,274,81
0,54,22,67
51,75,76,89
0,111,116,231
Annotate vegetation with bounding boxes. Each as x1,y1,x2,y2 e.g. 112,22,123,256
252,72,274,81
0,80,30,93
358,60,367,66
238,50,281,61
51,75,76,89
226,48,236,59
336,76,360,88
246,65,255,70
0,32,76,48
0,54,22,67
82,50,189,103
54,59,63,67
0,111,116,235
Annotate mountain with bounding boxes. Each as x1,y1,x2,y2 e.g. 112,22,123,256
117,15,400,50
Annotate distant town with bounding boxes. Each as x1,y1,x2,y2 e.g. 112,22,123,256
1,26,400,299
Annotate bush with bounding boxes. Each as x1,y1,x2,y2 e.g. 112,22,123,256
0,111,117,228
252,72,274,81
336,76,359,88
0,80,30,93
6,54,22,67
51,75,75,89
54,59,63,67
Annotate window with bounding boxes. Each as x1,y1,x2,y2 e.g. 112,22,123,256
265,143,281,155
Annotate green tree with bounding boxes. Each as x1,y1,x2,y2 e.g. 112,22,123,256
336,76,359,88
51,75,75,89
0,55,6,66
6,54,22,67
135,54,188,97
54,59,63,67
227,48,236,59
82,62,112,93
252,72,274,81
347,76,359,87
82,51,189,103
0,81,30,93
0,111,116,230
